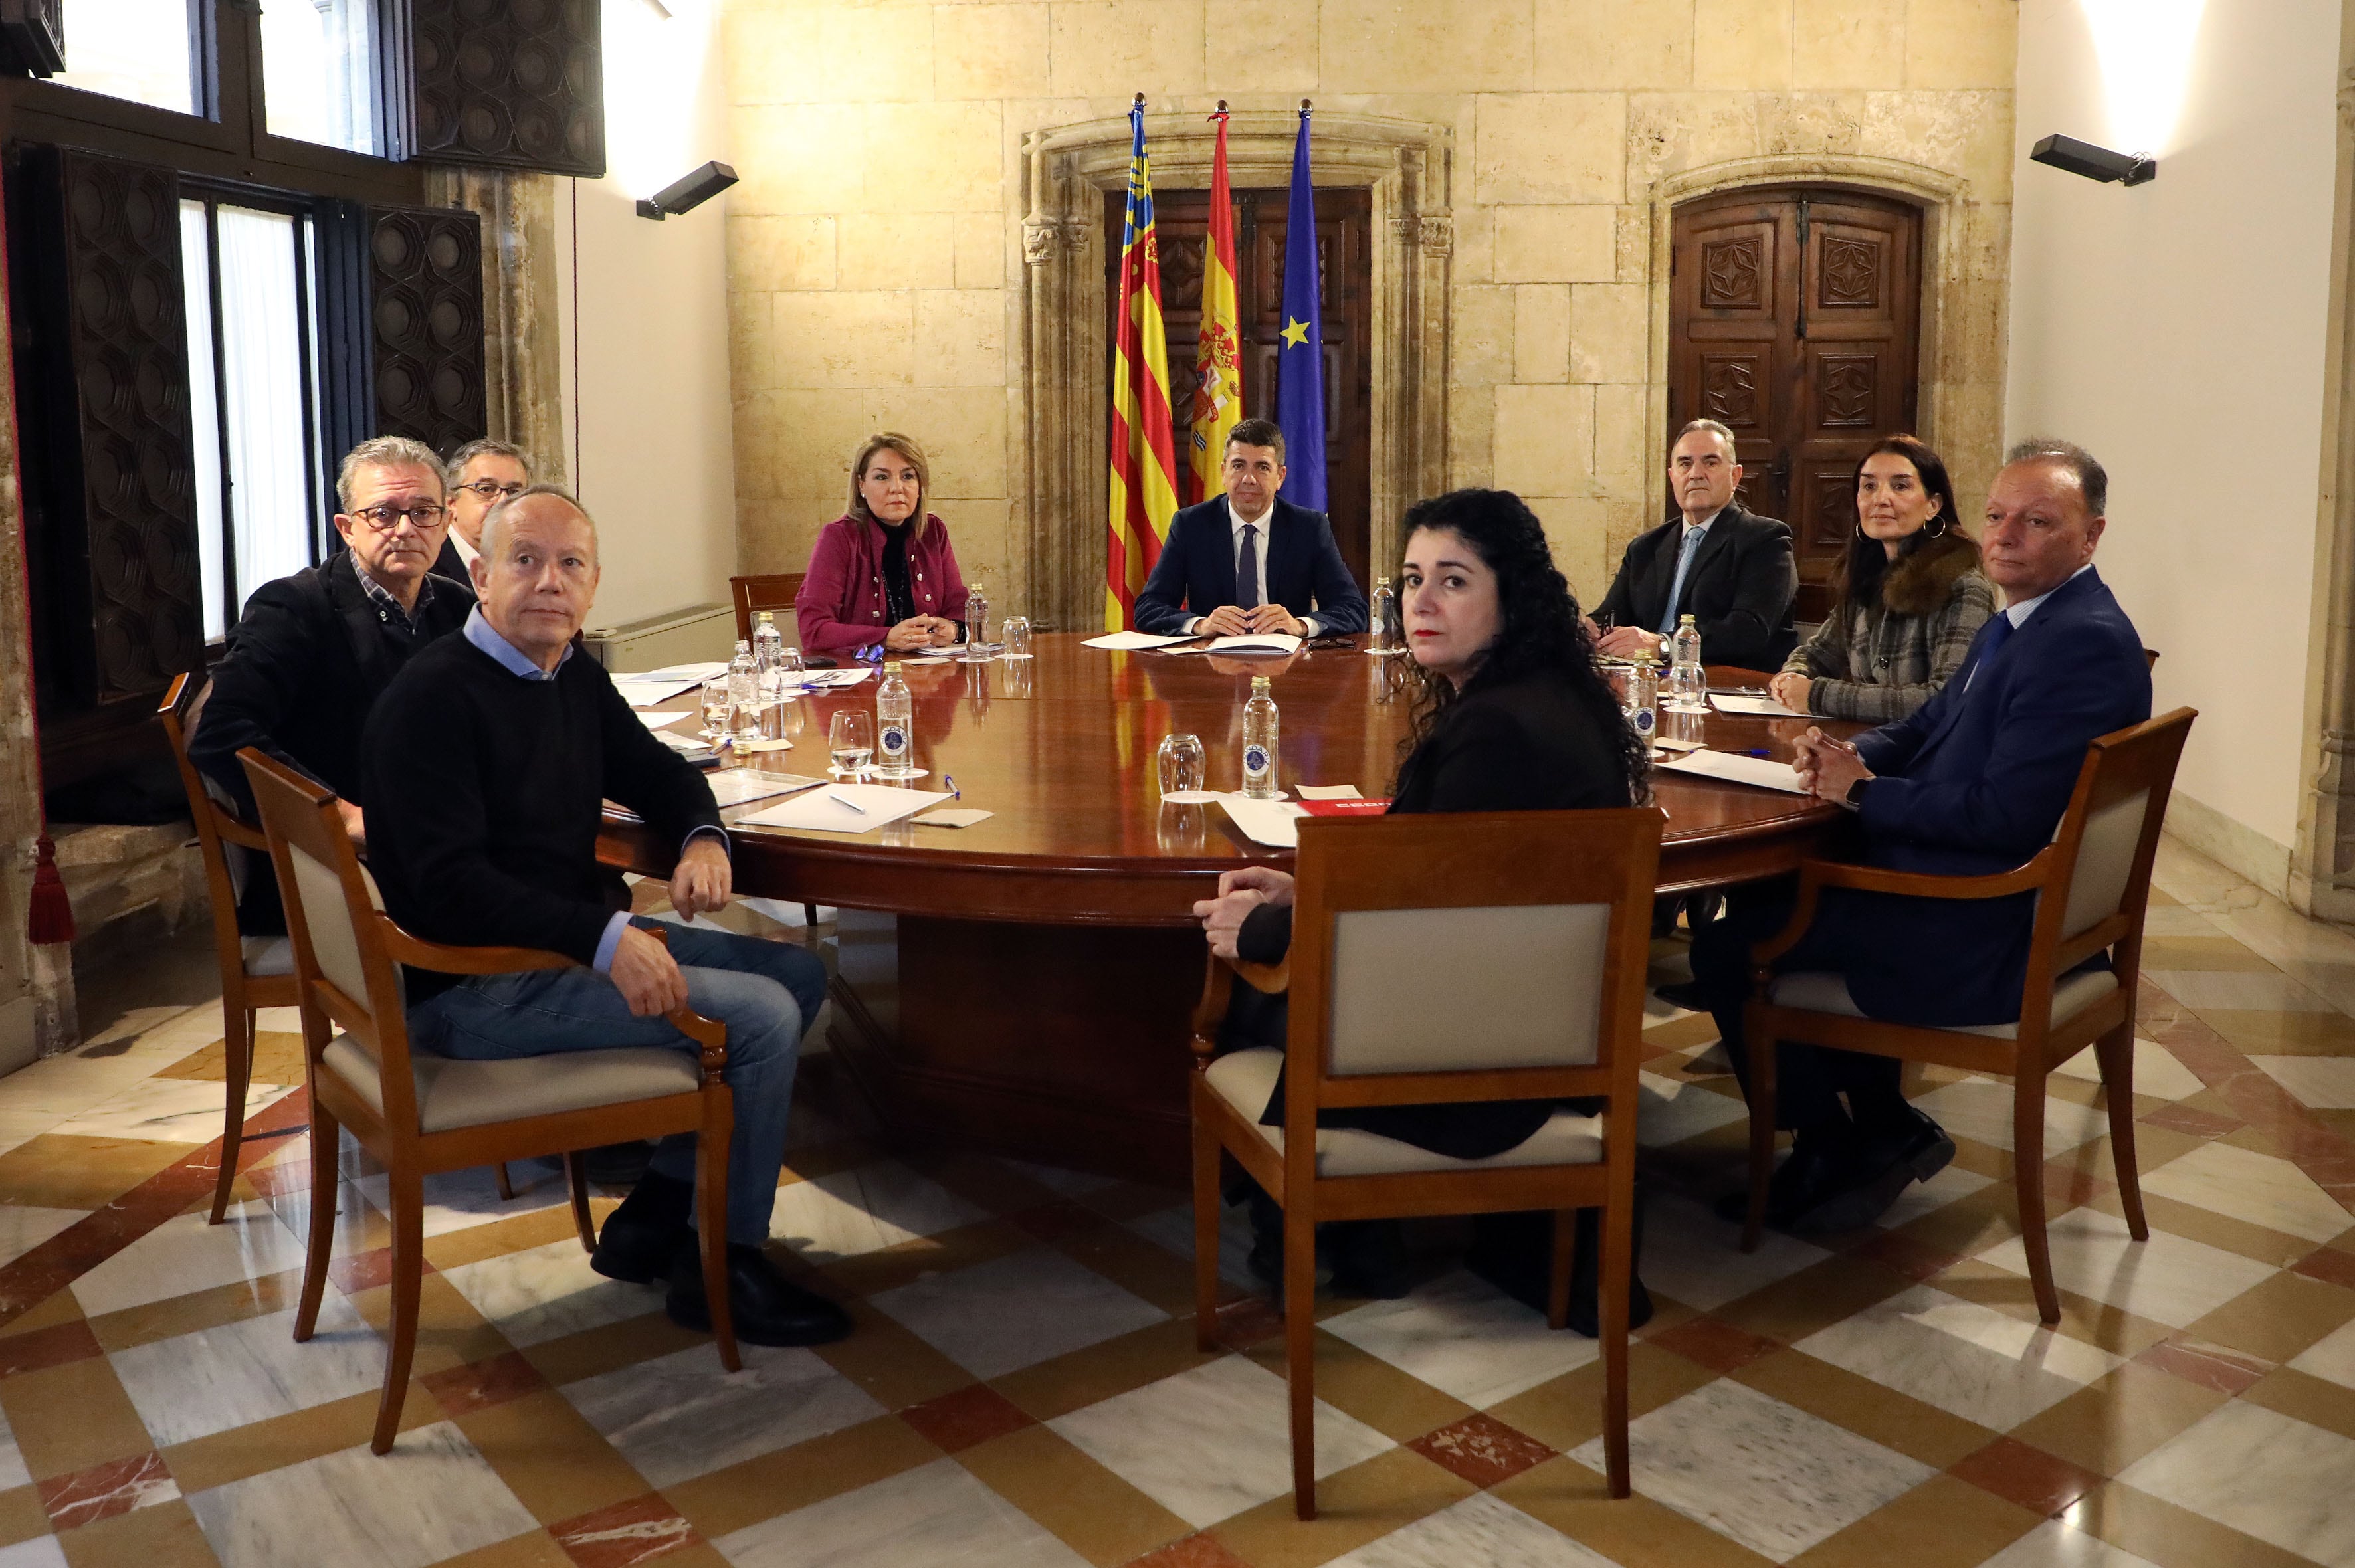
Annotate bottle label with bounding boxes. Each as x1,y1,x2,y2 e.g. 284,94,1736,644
1243,744,1271,778
881,724,909,758
1631,707,1655,737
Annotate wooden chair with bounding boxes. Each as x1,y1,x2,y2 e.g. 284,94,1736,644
730,573,805,647
1191,809,1662,1518
1738,708,2196,1322
239,748,742,1454
158,674,303,1225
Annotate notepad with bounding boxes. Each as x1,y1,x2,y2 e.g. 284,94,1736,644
1204,633,1302,656
1082,630,1201,650
1219,794,1310,848
1710,692,1806,718
736,783,954,833
1653,749,1809,795
612,676,705,708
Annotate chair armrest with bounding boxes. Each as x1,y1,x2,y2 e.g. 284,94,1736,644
375,919,579,976
1750,850,2055,974
1187,953,1290,1059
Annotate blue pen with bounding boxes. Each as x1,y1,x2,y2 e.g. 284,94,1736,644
944,774,960,800
1742,748,1772,759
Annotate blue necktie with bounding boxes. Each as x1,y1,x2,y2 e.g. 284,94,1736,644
1965,612,2014,691
1236,525,1261,611
1658,526,1702,636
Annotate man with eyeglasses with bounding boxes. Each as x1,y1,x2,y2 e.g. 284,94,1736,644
436,438,532,581
191,435,475,932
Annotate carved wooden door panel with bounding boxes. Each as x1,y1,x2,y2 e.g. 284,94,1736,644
1107,187,1374,591
1669,187,1921,620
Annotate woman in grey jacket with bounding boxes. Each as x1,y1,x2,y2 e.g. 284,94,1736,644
1770,435,1995,724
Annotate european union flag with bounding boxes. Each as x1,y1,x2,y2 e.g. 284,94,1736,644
1275,104,1326,512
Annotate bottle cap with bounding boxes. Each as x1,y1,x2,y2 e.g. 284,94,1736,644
884,660,903,673
1679,614,1696,625
758,611,774,624
1251,675,1271,690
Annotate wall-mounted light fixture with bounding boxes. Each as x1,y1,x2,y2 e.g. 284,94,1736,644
636,161,738,220
2030,133,2156,187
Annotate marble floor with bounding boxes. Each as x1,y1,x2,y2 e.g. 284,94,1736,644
0,838,2347,1568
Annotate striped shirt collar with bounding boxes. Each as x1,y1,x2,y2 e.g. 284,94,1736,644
353,560,433,632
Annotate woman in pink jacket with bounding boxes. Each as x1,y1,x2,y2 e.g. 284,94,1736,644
795,433,971,655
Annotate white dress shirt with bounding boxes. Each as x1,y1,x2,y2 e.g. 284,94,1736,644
1183,498,1323,637
449,529,480,571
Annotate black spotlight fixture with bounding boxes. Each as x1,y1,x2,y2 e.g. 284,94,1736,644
2030,134,2156,187
636,161,739,221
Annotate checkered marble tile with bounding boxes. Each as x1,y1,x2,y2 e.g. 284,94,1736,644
0,838,2344,1568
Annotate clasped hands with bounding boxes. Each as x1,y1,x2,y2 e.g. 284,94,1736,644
609,837,733,1017
1587,621,1667,660
1195,604,1306,638
1792,727,1873,805
1193,865,1296,961
885,615,958,651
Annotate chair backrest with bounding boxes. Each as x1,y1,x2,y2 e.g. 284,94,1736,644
2037,708,2196,972
239,747,425,1135
1284,809,1663,1116
158,673,265,977
731,573,806,648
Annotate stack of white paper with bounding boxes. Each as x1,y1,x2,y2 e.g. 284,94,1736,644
1709,692,1805,718
796,668,873,689
1205,633,1302,656
1653,750,1809,795
736,783,954,833
637,708,692,730
648,662,729,682
1082,630,1199,650
1219,794,1309,848
611,675,706,708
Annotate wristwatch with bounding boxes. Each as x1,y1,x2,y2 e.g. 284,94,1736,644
1845,777,1870,808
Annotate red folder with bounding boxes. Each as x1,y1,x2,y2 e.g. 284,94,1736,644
1298,799,1390,818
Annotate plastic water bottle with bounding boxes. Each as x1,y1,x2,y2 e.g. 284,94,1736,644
1669,614,1705,710
728,640,759,737
752,611,783,674
962,581,990,659
1241,675,1279,799
876,660,915,779
1626,650,1659,743
1369,576,1398,653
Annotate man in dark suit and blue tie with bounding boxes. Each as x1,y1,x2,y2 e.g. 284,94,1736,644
1686,439,2152,1233
1133,418,1368,638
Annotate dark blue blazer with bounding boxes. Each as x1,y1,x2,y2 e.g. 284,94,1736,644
1820,566,2151,1025
1133,496,1368,636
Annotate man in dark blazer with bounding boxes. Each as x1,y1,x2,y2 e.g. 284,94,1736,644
1589,419,1797,670
1134,418,1368,637
434,437,532,582
191,435,473,930
1686,440,2150,1234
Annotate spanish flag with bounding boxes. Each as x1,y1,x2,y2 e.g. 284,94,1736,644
1185,106,1243,505
1106,97,1181,631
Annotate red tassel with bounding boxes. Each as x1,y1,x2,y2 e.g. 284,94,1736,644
27,833,73,946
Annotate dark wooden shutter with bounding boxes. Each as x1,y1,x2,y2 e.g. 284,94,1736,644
390,0,605,177
0,0,64,76
13,146,201,712
365,203,486,454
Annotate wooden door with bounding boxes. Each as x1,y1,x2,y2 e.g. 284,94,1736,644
1669,187,1921,620
1107,187,1374,589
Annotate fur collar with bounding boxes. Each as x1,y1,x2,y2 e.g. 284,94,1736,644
1880,528,1982,617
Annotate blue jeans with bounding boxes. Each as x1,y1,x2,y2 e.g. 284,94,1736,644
409,916,829,1245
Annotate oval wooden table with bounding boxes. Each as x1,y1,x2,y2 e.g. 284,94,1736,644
602,635,1859,1181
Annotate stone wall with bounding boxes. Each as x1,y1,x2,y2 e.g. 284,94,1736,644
704,1,2005,612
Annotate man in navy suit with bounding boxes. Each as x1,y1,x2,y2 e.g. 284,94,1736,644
1134,418,1368,637
1686,439,2152,1233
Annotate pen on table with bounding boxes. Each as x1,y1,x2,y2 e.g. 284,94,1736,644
944,773,960,800
828,792,868,814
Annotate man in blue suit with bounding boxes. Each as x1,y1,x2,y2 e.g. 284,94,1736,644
1687,439,2152,1234
1134,418,1368,637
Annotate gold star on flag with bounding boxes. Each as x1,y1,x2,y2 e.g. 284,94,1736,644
1280,317,1310,348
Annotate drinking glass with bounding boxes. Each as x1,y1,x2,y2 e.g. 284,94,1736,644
1156,733,1207,798
698,678,732,739
828,710,874,779
999,615,1033,660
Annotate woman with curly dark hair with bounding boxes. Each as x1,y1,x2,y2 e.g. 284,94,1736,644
1195,490,1651,1321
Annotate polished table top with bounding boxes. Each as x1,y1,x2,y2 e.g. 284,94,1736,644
600,634,1861,924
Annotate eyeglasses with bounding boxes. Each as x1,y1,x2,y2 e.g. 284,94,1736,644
459,480,526,501
351,502,446,532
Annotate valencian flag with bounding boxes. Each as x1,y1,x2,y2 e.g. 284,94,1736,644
1275,101,1328,512
1105,96,1181,631
1185,104,1244,505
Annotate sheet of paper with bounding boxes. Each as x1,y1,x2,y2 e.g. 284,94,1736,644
638,708,692,730
1295,784,1362,800
1219,794,1310,848
1651,736,1703,754
708,770,823,808
1082,630,1201,650
646,661,728,682
736,783,953,834
611,676,704,708
1710,692,1805,718
915,808,994,828
1205,633,1302,656
1653,749,1809,795
653,730,716,759
796,668,873,689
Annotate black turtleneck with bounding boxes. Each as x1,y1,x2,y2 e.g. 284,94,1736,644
878,520,916,625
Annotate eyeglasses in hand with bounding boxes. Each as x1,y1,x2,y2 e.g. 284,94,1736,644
352,502,447,532
458,480,526,502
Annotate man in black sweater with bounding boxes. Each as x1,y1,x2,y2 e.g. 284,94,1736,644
191,435,474,931
361,486,845,1347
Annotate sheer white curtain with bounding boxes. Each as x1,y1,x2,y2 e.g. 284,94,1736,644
179,201,227,642
215,207,312,604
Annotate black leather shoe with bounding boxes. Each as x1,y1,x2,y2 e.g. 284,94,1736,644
666,1240,853,1347
1713,1135,1850,1229
589,1172,692,1284
1789,1107,1955,1236
1653,979,1714,1013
